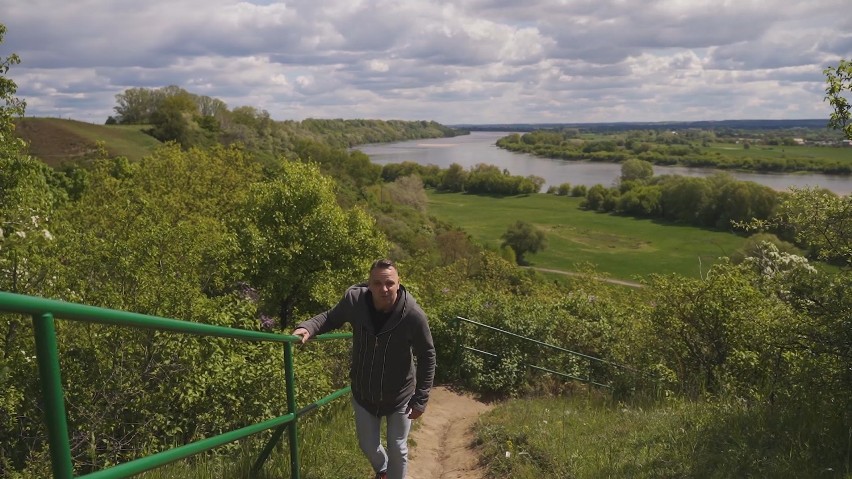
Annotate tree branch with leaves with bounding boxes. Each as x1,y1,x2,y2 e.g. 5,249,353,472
824,59,852,140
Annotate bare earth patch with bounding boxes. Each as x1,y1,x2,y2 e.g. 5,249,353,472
406,386,494,479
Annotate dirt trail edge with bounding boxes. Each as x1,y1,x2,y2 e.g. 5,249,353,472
406,386,494,479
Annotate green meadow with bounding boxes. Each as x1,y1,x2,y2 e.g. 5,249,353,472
704,142,852,164
427,191,751,282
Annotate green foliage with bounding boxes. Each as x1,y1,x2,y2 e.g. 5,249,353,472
620,158,654,182
555,182,571,196
0,27,25,162
771,187,852,263
463,164,543,195
616,185,661,216
236,160,388,326
381,175,429,212
635,262,795,398
438,162,468,192
477,396,852,479
496,126,852,175
729,233,803,264
0,129,389,475
824,59,852,140
0,157,65,294
501,220,547,265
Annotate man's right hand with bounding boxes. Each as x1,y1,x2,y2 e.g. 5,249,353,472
292,327,311,344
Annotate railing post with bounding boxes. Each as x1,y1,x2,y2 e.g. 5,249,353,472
32,312,74,479
284,341,300,479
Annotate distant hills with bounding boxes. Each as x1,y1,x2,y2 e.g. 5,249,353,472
16,116,837,168
450,119,831,132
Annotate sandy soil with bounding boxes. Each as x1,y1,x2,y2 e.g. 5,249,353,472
406,386,494,479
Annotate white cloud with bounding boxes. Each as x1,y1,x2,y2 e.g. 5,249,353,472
2,0,845,124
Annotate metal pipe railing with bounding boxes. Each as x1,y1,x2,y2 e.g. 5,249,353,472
0,291,352,479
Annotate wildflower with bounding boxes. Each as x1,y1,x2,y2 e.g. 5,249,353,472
14,231,25,239
237,282,260,302
42,229,54,240
259,314,277,330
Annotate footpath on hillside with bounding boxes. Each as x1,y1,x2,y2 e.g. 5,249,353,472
406,386,494,479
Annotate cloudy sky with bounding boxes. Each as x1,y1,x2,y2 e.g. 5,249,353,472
3,0,851,125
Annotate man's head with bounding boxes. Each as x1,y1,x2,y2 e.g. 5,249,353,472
368,259,400,313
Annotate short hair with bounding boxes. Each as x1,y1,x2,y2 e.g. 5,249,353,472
370,258,397,274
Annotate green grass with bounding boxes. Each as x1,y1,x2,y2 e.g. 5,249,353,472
137,401,371,479
16,117,162,165
428,191,749,281
57,120,163,162
704,142,852,164
476,396,852,479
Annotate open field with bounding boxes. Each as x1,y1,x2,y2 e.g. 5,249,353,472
427,191,751,281
14,117,162,166
704,142,852,163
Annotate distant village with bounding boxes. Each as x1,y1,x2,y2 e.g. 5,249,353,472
791,138,852,147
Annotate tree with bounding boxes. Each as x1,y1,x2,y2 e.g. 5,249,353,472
384,174,428,212
501,220,547,265
0,24,25,160
113,87,158,124
824,59,852,140
620,158,654,182
771,187,851,264
659,176,714,224
439,163,467,192
236,161,388,326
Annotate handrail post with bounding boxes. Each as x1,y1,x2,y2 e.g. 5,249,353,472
284,341,300,479
32,312,74,479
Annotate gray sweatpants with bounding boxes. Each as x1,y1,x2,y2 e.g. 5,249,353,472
352,398,412,479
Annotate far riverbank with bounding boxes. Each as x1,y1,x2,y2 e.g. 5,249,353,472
358,132,852,196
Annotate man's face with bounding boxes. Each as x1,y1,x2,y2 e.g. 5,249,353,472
368,266,400,312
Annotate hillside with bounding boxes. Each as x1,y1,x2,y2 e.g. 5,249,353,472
14,118,163,166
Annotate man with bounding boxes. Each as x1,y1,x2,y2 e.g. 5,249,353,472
292,259,436,479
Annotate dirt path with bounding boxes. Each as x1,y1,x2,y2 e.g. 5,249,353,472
528,266,644,288
406,386,494,479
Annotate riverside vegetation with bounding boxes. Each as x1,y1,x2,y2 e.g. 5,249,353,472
2,23,852,478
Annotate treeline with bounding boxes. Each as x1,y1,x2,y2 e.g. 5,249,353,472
496,129,852,174
108,85,464,155
380,161,545,195
575,159,781,228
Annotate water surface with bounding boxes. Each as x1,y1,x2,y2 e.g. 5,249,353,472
357,132,852,195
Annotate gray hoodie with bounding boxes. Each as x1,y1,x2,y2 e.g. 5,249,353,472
296,283,436,416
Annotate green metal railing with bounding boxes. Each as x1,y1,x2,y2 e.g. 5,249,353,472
453,316,635,389
0,291,351,479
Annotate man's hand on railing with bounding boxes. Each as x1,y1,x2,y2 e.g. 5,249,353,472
292,328,311,344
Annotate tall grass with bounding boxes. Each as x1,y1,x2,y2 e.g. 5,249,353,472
137,401,371,479
476,395,852,478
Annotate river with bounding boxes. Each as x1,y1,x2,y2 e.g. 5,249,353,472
356,131,852,196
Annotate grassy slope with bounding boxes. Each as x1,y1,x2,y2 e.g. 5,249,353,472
428,191,749,281
14,117,162,166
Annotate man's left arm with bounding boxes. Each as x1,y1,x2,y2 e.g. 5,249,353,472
408,312,436,418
